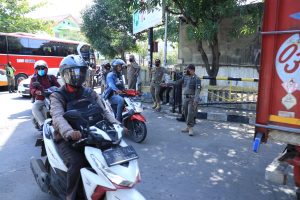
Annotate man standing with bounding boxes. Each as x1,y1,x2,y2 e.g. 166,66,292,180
150,58,167,111
127,55,140,90
5,61,16,93
177,64,201,136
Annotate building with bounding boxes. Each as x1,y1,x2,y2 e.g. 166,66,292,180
43,14,86,41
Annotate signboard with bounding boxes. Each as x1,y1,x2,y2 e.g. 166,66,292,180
133,7,163,34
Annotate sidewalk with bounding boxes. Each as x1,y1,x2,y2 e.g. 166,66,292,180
144,102,256,125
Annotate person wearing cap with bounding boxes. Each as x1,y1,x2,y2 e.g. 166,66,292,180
127,55,141,90
150,58,167,111
176,64,201,136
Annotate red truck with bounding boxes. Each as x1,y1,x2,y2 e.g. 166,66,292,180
254,0,300,198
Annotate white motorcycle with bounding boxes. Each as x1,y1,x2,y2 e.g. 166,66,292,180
30,110,145,200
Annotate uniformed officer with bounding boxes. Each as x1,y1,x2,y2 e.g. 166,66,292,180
150,58,167,111
127,55,140,90
177,64,201,136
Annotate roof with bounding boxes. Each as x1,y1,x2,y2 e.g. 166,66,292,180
42,14,82,25
0,32,86,44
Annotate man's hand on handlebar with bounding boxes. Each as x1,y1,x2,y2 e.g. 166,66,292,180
116,90,124,94
67,130,82,140
35,90,42,95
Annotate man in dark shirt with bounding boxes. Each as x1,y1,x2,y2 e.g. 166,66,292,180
30,60,60,130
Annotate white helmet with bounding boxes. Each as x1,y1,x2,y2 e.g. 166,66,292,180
34,60,48,69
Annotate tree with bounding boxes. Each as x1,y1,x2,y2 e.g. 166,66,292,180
81,0,144,60
154,14,179,43
0,0,52,33
134,0,260,85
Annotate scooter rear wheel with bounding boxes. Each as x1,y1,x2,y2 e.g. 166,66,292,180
129,120,147,143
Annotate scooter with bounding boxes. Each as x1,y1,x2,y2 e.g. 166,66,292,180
31,84,58,131
30,110,145,200
109,89,147,143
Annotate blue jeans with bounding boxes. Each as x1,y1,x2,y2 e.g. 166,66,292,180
109,94,124,122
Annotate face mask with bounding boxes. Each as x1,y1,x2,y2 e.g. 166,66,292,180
38,69,45,76
129,58,134,62
155,63,160,67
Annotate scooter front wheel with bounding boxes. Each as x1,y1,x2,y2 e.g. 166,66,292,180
129,120,147,143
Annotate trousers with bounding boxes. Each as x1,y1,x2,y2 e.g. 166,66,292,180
56,140,88,200
32,100,46,127
183,97,198,127
150,83,161,104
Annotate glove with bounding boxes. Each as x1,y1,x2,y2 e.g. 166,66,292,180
66,130,82,141
35,90,42,95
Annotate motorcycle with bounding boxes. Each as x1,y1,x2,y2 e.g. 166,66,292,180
31,83,58,131
108,89,147,143
30,110,145,200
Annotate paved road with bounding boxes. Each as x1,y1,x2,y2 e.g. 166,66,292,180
0,91,296,200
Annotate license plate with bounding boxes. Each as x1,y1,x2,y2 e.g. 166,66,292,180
102,145,138,166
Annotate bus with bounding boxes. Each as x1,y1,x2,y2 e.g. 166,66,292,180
0,32,95,85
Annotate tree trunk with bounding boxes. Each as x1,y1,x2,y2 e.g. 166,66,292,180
208,34,220,85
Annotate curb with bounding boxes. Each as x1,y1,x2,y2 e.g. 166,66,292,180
153,105,256,125
196,111,256,125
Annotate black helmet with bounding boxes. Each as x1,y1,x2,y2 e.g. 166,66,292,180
59,55,88,87
111,59,126,71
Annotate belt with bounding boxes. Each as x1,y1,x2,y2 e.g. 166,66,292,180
184,94,195,98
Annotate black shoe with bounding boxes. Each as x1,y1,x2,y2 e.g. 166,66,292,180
176,115,185,122
38,124,43,132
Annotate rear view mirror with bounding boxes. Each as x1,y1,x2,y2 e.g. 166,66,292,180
63,110,82,120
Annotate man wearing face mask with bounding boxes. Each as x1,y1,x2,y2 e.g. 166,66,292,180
127,55,140,90
103,59,126,122
150,58,167,111
30,60,60,130
176,64,201,136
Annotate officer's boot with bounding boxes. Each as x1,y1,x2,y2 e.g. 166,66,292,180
181,126,189,133
155,103,161,112
176,114,185,122
188,126,194,136
152,102,157,109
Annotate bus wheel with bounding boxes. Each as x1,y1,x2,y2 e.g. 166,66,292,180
15,73,28,87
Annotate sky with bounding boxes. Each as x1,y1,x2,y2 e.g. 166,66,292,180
27,0,94,19
27,0,262,19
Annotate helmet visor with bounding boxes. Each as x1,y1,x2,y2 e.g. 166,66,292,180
63,67,87,87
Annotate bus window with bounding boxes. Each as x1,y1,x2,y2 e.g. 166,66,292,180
0,35,7,54
29,39,48,56
7,36,29,55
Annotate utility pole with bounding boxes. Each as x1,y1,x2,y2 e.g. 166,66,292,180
163,9,168,67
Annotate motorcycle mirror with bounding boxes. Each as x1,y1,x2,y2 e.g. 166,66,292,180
63,110,82,120
32,82,41,88
63,110,90,131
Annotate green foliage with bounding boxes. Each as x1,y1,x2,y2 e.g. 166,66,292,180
0,0,52,33
81,0,144,59
154,14,179,43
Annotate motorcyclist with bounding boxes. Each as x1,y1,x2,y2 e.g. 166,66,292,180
49,55,120,200
103,59,126,122
29,60,60,130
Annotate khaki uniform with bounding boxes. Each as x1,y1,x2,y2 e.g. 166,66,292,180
127,62,140,89
177,75,201,127
150,66,167,109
